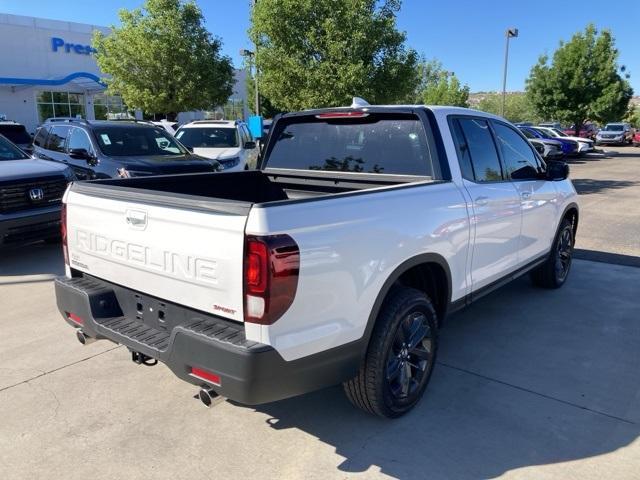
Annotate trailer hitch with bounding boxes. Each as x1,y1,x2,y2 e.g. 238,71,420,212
130,349,158,366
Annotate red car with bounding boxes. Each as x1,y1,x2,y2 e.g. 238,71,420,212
564,124,599,140
633,129,640,146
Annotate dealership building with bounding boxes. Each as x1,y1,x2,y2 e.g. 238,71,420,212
0,13,248,134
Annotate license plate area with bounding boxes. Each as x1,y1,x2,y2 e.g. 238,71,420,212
112,288,187,333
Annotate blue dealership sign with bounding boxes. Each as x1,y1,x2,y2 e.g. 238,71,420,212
51,37,97,55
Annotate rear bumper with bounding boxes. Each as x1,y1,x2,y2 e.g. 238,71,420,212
0,206,61,245
54,275,360,405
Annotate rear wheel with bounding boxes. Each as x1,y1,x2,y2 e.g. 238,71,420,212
530,218,574,289
343,287,438,418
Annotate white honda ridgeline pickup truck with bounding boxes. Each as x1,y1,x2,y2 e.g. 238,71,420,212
55,102,578,418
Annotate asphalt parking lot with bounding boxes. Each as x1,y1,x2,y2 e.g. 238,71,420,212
1,147,639,480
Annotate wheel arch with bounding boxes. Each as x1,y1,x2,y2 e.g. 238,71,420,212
359,253,452,359
560,202,579,238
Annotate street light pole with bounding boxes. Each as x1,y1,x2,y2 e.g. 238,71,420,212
252,0,260,117
501,27,518,118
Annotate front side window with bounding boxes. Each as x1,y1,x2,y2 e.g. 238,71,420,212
456,118,503,182
175,127,240,148
0,135,29,160
45,125,71,152
93,127,185,156
67,128,93,154
266,115,435,176
493,123,540,180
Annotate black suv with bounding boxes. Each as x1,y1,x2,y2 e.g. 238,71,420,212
32,118,220,180
0,134,73,246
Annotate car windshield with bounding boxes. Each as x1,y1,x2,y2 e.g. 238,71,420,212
0,135,30,160
604,125,624,131
0,124,31,144
541,128,560,138
552,128,567,137
175,127,239,148
93,126,187,156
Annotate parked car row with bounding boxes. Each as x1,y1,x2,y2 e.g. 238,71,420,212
0,116,261,245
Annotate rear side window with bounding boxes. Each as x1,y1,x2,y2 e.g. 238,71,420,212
493,123,540,180
266,115,435,176
453,118,503,182
33,127,49,147
45,125,71,152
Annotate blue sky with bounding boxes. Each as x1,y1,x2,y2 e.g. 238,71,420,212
1,0,638,94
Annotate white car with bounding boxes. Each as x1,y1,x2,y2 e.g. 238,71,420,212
150,120,180,136
55,103,578,418
174,120,257,172
536,126,594,153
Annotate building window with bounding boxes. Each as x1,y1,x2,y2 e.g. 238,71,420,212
93,93,128,120
37,91,85,122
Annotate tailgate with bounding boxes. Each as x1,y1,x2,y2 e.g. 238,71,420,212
65,188,247,322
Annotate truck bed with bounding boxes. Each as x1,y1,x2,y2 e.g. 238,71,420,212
70,169,424,211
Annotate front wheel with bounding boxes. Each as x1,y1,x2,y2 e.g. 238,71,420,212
343,287,438,418
530,218,574,288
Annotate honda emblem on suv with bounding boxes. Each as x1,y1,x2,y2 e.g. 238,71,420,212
29,188,44,201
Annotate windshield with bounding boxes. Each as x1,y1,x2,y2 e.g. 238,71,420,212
266,115,435,176
551,128,567,137
0,124,31,144
0,135,30,160
175,127,239,148
93,126,187,156
604,124,624,131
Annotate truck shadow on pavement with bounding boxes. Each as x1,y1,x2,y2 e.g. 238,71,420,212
571,178,638,195
0,241,64,283
243,263,640,479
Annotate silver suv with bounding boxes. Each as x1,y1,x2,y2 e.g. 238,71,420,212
595,123,634,145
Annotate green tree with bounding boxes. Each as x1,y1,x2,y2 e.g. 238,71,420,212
245,73,281,118
406,59,469,106
249,0,418,111
623,104,640,127
477,92,540,123
93,0,234,119
526,24,633,135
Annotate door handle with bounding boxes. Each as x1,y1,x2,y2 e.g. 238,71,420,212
521,191,532,200
474,196,489,206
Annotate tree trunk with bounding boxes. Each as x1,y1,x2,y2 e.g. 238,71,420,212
574,120,583,137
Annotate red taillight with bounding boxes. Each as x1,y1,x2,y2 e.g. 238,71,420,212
315,111,369,119
66,312,83,325
190,367,221,385
61,202,69,266
243,235,300,325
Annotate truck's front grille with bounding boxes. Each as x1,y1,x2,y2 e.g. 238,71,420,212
0,176,68,213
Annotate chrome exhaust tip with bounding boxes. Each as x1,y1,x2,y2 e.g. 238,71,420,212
198,388,219,407
76,329,96,345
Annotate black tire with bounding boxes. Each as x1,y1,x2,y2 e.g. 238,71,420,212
530,218,574,289
343,287,438,418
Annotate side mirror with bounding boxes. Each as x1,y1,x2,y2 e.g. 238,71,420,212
243,141,256,150
546,160,569,181
69,148,92,160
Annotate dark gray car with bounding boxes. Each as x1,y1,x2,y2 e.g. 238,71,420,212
0,134,74,246
32,118,220,180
